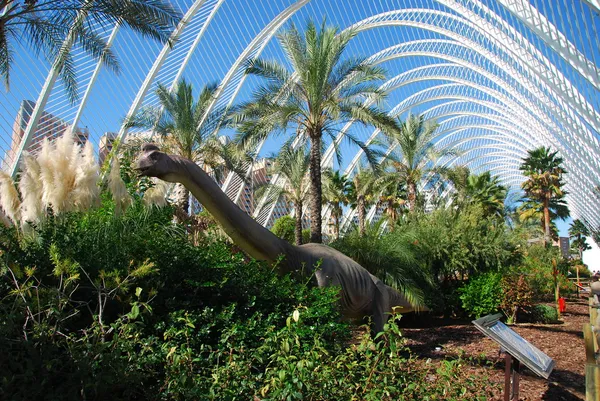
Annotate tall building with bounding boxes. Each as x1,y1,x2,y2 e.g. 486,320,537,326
7,100,88,168
99,132,116,166
239,158,291,226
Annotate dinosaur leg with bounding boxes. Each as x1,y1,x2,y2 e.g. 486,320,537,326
371,287,389,337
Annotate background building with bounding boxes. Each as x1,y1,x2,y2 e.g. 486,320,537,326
7,100,88,169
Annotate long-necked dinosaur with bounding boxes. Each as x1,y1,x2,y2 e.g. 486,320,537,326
136,144,426,333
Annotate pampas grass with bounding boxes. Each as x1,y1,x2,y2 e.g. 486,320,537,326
73,141,100,210
143,178,168,207
36,131,101,215
0,131,103,228
0,170,21,224
108,157,132,215
45,130,80,213
19,153,44,223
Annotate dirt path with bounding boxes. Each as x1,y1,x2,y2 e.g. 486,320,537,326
400,298,588,400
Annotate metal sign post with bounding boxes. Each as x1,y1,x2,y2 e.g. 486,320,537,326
503,352,522,401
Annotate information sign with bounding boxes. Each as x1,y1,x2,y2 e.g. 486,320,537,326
473,314,555,379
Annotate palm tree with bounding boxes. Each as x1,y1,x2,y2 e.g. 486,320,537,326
255,146,310,246
444,165,471,205
322,169,351,241
1,0,180,102
235,19,396,243
570,219,591,260
347,167,378,236
517,197,569,242
383,113,452,212
126,80,235,215
464,172,507,218
376,174,406,232
520,147,568,245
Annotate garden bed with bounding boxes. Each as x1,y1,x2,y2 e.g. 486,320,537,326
400,298,587,400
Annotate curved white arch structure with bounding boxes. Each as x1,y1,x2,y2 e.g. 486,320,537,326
3,0,600,231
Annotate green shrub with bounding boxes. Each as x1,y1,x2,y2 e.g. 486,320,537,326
459,272,503,318
500,274,533,323
330,222,429,308
515,245,571,301
271,215,295,242
530,304,559,323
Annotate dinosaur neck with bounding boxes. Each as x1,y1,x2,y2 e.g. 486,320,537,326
173,158,294,264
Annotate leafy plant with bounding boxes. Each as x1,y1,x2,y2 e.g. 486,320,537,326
530,304,559,324
500,274,532,324
459,272,503,318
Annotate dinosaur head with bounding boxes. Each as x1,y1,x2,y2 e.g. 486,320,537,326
135,143,182,183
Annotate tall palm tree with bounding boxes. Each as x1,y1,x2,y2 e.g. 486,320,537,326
384,113,451,212
376,174,406,232
322,169,351,240
235,19,396,243
463,171,507,218
126,79,235,215
347,167,378,236
1,0,180,102
517,197,569,242
520,147,568,245
570,219,591,260
255,146,310,246
444,165,471,205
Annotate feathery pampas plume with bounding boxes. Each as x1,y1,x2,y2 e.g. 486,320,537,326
19,153,44,223
108,157,132,215
36,137,53,209
72,141,100,210
0,170,21,225
48,130,79,213
143,179,168,207
35,131,100,215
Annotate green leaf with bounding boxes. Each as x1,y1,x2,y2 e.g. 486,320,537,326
128,304,140,320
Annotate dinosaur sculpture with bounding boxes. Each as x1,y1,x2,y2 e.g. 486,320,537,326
135,144,426,333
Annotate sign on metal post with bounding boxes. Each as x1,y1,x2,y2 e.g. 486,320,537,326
473,314,555,400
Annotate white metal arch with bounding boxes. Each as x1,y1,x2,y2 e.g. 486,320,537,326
116,0,220,146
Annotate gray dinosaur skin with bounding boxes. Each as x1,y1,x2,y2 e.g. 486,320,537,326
136,144,426,333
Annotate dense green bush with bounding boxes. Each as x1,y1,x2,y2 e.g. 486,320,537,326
458,272,503,318
499,274,533,323
514,245,571,301
271,215,310,244
330,222,429,307
333,204,521,315
271,215,296,242
0,200,347,400
530,304,559,324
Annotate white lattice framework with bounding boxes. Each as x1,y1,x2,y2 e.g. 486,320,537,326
2,0,599,231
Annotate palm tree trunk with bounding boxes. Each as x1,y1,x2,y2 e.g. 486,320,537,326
358,196,366,236
334,206,340,240
387,199,395,232
407,180,417,212
309,135,323,243
175,184,190,217
578,233,583,260
295,201,303,246
543,195,551,245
